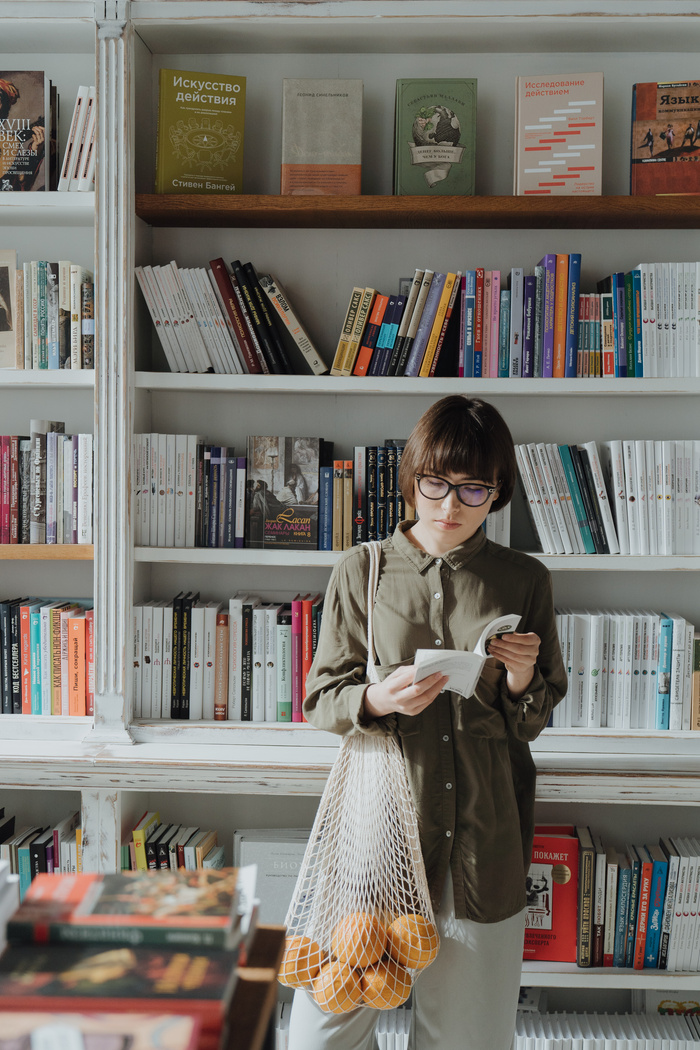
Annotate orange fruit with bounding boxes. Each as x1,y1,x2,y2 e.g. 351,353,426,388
312,959,363,1014
278,935,323,988
360,956,411,1009
331,911,387,968
386,913,439,970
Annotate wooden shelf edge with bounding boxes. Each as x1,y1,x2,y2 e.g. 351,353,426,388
0,544,94,561
135,193,700,230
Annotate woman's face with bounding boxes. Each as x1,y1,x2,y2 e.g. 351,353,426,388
408,468,499,556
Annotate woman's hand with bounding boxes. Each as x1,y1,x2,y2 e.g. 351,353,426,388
364,666,448,721
487,631,541,701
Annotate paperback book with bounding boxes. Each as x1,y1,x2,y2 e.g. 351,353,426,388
0,71,51,192
413,613,521,699
155,68,246,195
245,435,332,550
631,81,700,195
281,79,363,195
523,830,580,962
393,78,477,195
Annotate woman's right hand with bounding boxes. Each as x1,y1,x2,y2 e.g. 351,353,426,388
363,666,448,720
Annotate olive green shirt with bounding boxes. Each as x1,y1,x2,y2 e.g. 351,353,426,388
303,521,567,924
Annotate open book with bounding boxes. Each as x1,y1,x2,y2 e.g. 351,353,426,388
413,613,521,700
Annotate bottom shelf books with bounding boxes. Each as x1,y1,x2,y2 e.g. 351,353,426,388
526,825,700,973
0,1012,201,1050
513,1011,700,1047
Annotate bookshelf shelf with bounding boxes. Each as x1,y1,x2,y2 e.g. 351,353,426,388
521,962,700,989
0,193,95,227
0,370,95,389
135,193,700,231
0,544,94,560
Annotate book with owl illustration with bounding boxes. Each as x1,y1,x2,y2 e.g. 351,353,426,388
393,78,477,196
523,830,579,962
155,68,246,195
281,79,363,195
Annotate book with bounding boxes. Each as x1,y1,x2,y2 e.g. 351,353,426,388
0,249,18,369
631,81,700,195
394,78,477,195
0,71,51,191
245,434,330,550
155,68,246,194
523,830,579,962
281,78,362,195
413,614,521,699
257,273,328,375
0,1011,200,1050
514,72,604,196
575,826,595,967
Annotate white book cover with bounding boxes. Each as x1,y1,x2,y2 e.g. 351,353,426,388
603,845,619,965
168,260,211,372
527,441,564,554
180,267,223,374
202,600,220,720
165,432,176,547
636,613,652,731
185,434,201,548
675,439,687,555
592,833,607,952
568,611,590,728
695,262,700,378
154,264,195,372
56,434,65,544
622,439,640,555
547,442,582,554
535,441,573,553
647,261,659,378
598,611,611,729
157,432,167,547
644,438,657,556
646,613,661,731
76,86,97,192
188,600,206,720
683,621,694,732
599,439,629,556
688,835,700,972
251,604,267,722
669,261,678,378
258,272,328,377
132,603,143,718
45,429,57,543
235,456,247,546
139,433,150,546
583,440,620,555
508,267,524,377
22,261,32,369
629,612,644,730
661,439,676,555
619,611,634,730
638,263,651,377
587,610,604,728
652,439,664,556
228,592,250,721
69,86,95,191
206,267,249,374
414,614,521,701
58,85,89,191
683,439,694,556
669,614,687,733
605,611,621,728
483,503,511,546
516,443,555,554
174,433,187,547
195,267,241,374
148,433,159,547
692,440,700,555
161,602,173,719
659,837,680,973
140,604,153,718
678,838,698,971
69,265,89,369
133,435,141,546
77,433,93,544
135,265,180,373
657,261,668,376
150,600,164,719
264,603,283,721
234,828,309,925
150,265,189,372
555,610,572,728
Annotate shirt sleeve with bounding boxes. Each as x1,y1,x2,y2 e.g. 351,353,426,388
302,547,391,737
499,567,567,742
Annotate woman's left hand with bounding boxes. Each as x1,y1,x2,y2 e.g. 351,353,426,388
487,631,540,701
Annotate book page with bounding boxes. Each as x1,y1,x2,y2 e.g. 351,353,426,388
413,614,521,699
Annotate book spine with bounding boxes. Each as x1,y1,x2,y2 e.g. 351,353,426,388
291,596,303,722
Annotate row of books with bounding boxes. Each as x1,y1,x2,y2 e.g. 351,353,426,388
0,598,94,716
0,424,93,545
0,808,81,900
133,590,323,722
125,811,224,872
0,251,94,371
554,609,700,733
136,258,327,376
513,1012,700,1048
57,84,97,192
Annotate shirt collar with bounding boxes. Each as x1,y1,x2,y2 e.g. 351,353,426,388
392,520,487,573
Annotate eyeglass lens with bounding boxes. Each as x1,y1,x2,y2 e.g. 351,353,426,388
418,476,492,506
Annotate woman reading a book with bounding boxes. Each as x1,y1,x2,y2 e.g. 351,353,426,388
291,395,567,1050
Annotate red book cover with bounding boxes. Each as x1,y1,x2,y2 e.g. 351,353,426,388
633,845,654,970
552,253,569,377
523,832,579,962
208,257,261,374
20,600,34,714
0,434,9,544
291,593,304,722
473,268,485,376
481,270,492,378
301,592,321,702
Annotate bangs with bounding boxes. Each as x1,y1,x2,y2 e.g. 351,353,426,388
422,420,501,484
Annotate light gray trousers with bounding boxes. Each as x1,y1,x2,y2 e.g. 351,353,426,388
287,869,526,1050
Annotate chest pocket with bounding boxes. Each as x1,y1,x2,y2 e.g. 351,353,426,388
456,663,507,739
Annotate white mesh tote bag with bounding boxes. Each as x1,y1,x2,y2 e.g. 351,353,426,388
279,541,439,1013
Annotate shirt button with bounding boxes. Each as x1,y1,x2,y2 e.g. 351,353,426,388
443,735,449,742
435,639,442,646
445,783,452,790
435,558,442,565
445,830,452,838
433,592,441,600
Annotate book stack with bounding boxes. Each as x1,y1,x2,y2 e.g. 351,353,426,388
0,251,94,371
126,812,227,873
1,422,93,545
0,809,81,900
0,866,258,1050
555,609,699,732
513,1012,700,1046
0,599,94,716
57,85,97,192
136,259,327,375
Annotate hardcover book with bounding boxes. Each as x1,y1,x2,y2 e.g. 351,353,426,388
514,72,603,196
393,78,477,195
631,81,700,195
0,71,51,192
523,831,579,962
155,68,246,195
245,435,332,550
281,78,363,195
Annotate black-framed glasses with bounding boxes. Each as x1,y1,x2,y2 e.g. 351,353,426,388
415,474,499,508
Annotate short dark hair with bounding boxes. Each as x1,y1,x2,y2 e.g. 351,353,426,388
398,396,516,512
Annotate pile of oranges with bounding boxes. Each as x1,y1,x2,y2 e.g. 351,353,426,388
278,911,439,1014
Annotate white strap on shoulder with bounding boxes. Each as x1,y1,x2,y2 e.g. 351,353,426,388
364,540,382,684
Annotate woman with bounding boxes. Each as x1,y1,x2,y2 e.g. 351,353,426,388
290,395,567,1050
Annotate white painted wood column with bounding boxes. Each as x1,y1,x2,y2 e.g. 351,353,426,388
89,4,135,745
81,788,121,873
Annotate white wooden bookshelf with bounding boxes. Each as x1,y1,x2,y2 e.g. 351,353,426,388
2,0,700,1005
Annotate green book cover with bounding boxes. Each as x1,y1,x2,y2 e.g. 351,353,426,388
393,78,477,195
155,67,246,194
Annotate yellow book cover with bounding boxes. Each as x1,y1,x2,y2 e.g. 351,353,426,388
342,287,376,376
330,286,363,375
132,811,160,872
155,68,246,194
419,271,457,377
